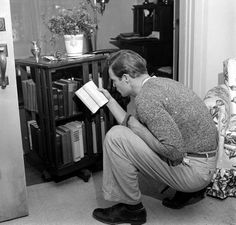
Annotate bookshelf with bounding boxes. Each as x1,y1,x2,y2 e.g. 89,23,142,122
15,55,112,182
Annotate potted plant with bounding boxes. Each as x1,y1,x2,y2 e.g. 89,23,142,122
44,1,97,56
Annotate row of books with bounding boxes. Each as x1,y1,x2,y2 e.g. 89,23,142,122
28,116,106,166
56,118,106,166
22,79,38,112
52,78,83,119
22,76,104,118
56,121,86,165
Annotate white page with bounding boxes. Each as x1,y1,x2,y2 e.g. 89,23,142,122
83,80,108,107
75,87,99,114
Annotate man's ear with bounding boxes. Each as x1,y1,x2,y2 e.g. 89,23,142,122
123,74,130,83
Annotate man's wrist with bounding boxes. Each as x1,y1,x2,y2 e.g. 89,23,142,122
121,113,132,127
106,97,115,107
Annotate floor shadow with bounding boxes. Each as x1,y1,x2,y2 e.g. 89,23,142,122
24,153,46,186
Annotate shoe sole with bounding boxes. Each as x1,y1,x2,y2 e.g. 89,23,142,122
162,195,206,209
93,214,146,225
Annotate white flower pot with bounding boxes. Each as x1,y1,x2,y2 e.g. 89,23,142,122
64,34,84,57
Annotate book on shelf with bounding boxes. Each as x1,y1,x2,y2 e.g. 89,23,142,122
56,128,72,165
52,87,59,119
72,78,83,114
57,125,73,164
100,116,106,144
75,80,108,114
81,121,87,155
22,79,38,112
91,117,105,154
68,121,85,159
59,79,78,116
63,123,82,162
57,89,65,118
27,120,36,151
55,131,63,165
30,121,43,159
53,81,68,117
53,78,83,117
91,120,97,154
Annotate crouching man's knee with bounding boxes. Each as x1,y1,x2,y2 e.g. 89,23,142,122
104,125,130,151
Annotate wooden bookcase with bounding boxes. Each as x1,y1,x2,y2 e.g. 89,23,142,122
15,55,112,181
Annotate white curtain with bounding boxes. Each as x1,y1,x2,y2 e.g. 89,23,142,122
10,0,95,58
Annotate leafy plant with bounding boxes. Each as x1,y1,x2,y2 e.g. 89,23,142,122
45,1,98,36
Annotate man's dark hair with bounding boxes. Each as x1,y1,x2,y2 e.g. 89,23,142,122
107,50,148,79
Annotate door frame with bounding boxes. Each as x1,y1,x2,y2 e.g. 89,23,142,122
178,0,208,97
0,0,28,222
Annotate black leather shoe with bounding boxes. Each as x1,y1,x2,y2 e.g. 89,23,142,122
92,203,147,225
162,188,206,209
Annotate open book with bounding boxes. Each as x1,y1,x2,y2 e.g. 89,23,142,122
75,80,108,114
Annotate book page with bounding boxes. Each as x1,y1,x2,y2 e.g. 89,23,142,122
83,81,108,107
75,87,100,114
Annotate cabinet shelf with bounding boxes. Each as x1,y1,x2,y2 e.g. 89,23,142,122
55,111,84,122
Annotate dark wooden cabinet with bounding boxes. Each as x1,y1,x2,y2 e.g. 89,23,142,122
133,3,173,41
111,37,173,75
15,55,112,181
110,2,173,77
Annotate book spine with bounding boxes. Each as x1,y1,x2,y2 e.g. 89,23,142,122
31,80,38,113
72,80,79,115
52,87,59,119
52,81,68,117
72,128,81,162
68,121,85,159
57,89,65,118
66,129,73,163
101,116,106,144
22,80,28,110
57,126,73,164
98,75,103,88
92,120,97,154
56,129,71,165
64,123,81,162
55,132,63,166
27,120,35,150
82,121,87,155
78,122,84,159
30,121,41,157
66,81,74,116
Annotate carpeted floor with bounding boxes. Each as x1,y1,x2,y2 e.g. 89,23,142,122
3,170,236,225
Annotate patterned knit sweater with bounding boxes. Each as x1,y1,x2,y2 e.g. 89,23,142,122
134,77,218,161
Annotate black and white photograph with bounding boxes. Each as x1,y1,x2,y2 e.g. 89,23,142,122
0,0,235,224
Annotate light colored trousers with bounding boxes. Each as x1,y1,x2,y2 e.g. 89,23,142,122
102,125,217,205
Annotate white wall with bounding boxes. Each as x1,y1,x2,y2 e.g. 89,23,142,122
97,0,133,49
204,0,236,91
179,0,236,99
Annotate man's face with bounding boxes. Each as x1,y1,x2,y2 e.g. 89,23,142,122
109,67,130,97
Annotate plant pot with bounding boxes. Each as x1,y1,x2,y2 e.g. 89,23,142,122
64,34,84,57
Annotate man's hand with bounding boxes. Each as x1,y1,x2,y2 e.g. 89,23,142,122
99,88,113,101
99,88,126,124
